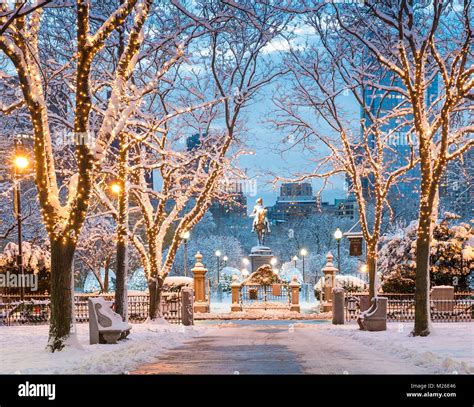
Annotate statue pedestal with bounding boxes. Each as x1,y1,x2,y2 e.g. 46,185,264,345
249,246,273,273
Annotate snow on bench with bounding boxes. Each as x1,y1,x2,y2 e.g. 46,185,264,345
357,297,387,331
88,297,131,344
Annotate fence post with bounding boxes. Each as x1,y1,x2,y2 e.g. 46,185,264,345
332,287,345,325
181,287,194,326
289,276,301,312
192,252,209,313
321,252,338,312
231,275,242,312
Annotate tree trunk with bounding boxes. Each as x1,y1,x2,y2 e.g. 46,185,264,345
47,239,76,352
115,122,129,320
115,240,128,320
148,278,163,320
413,208,432,336
367,244,377,300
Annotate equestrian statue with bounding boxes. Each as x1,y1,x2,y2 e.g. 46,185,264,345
250,198,271,246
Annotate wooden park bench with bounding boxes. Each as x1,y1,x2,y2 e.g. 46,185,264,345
357,296,387,331
88,297,131,344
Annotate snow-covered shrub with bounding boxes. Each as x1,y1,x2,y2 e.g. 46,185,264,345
379,218,473,293
0,242,51,293
314,274,367,299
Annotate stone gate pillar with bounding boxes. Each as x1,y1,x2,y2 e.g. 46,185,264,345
231,275,242,312
289,276,301,312
322,252,338,312
192,252,209,313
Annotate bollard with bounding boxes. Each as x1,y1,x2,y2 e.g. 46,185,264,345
332,287,345,325
181,287,194,326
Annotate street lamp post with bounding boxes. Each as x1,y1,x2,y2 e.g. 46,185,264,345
300,248,307,283
223,255,228,267
215,250,222,284
13,140,29,302
334,228,343,274
181,231,190,277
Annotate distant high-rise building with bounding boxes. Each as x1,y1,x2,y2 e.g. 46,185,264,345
439,148,473,221
360,71,438,208
267,182,318,222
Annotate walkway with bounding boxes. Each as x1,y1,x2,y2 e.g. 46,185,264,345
132,321,430,374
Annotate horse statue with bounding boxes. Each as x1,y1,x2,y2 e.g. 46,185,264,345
251,198,271,246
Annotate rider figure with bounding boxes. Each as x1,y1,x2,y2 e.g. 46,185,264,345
250,198,271,234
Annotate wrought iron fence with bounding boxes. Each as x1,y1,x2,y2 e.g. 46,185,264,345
344,294,473,323
240,283,291,310
0,292,184,326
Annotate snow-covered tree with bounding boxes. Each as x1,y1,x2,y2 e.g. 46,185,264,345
0,0,171,351
319,0,473,336
75,217,117,294
268,214,358,282
380,216,473,293
94,1,290,319
272,11,418,299
172,234,244,282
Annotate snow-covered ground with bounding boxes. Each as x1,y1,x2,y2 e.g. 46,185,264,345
324,322,474,374
1,320,471,375
0,322,205,374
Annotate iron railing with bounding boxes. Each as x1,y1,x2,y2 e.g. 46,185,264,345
0,292,185,325
344,294,473,323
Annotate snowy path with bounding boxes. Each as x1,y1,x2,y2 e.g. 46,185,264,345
1,321,470,374
132,321,431,375
0,322,204,374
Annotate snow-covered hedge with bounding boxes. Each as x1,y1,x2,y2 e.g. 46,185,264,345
379,219,473,293
0,242,51,293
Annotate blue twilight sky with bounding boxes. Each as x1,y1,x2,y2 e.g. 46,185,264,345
237,87,358,211
233,27,362,211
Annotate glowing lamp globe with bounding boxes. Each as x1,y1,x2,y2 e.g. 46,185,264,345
14,155,29,170
110,183,121,194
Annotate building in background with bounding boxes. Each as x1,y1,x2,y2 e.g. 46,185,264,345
267,182,318,223
266,182,358,223
360,72,438,213
439,148,473,221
